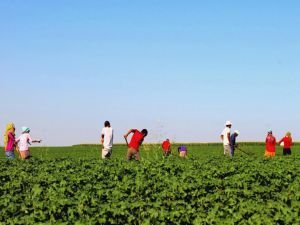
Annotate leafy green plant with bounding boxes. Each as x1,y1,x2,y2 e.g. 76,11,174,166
1,144,300,224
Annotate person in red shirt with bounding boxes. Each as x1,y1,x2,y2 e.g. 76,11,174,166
124,129,148,161
279,132,293,156
162,139,171,156
265,130,276,157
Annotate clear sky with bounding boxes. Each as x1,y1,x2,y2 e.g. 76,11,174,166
1,1,299,146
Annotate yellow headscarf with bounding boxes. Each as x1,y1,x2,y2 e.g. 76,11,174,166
4,123,15,147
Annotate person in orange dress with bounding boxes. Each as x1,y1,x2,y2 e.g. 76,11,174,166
265,130,276,157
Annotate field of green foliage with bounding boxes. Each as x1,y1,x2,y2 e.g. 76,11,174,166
1,143,300,224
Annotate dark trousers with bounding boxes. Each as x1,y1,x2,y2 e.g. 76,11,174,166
283,148,291,156
230,146,235,157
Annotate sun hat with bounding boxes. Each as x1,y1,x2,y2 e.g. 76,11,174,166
225,121,232,126
234,130,240,135
22,127,30,133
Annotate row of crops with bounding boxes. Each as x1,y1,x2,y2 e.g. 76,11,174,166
1,154,300,224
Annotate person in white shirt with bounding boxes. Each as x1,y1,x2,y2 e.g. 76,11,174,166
15,127,41,160
101,121,113,159
220,121,232,156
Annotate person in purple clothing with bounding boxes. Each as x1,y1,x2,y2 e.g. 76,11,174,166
3,123,16,159
230,130,239,157
178,145,187,158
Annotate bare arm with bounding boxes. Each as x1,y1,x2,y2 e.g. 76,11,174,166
220,135,224,141
124,129,135,139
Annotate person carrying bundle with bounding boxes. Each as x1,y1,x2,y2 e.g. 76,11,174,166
162,139,171,156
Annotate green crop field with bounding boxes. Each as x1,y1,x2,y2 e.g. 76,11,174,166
1,143,300,224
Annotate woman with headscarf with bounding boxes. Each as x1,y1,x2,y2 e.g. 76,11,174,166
15,127,41,160
265,130,276,158
279,132,293,156
3,123,16,159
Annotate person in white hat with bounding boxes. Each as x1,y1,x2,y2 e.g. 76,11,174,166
15,127,42,160
230,130,239,157
220,121,232,156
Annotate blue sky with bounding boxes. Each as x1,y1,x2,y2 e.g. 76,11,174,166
1,1,299,145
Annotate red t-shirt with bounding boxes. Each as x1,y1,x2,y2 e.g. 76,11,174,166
128,130,144,151
279,136,292,148
266,135,276,152
162,140,171,152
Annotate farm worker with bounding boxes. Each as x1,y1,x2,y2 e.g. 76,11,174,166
265,130,276,157
101,121,114,159
3,123,16,159
124,129,148,161
178,145,187,158
162,139,171,156
15,127,42,160
230,130,239,157
278,132,293,156
220,121,232,156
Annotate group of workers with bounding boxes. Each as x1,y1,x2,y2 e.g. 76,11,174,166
2,120,294,160
100,120,294,160
99,120,187,160
221,121,293,158
3,123,42,159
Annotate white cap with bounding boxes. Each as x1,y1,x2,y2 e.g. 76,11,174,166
234,130,240,135
225,121,232,126
22,126,30,133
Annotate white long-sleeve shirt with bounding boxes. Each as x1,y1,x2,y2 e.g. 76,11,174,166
16,133,32,151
